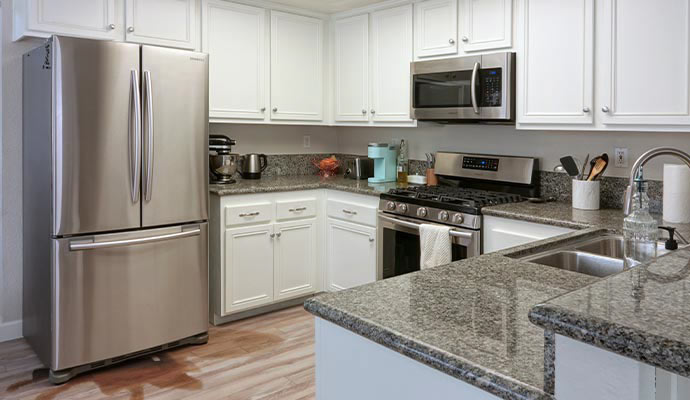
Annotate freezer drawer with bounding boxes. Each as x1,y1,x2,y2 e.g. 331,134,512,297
51,224,208,371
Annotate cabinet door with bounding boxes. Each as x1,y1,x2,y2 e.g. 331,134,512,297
483,216,573,253
203,1,267,120
517,0,594,125
599,0,690,126
270,11,324,121
326,219,376,291
24,0,121,40
414,0,458,59
370,5,413,123
274,220,317,301
334,15,370,122
223,224,274,315
126,0,197,49
460,0,512,52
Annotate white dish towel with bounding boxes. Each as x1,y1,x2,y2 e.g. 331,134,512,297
419,224,451,270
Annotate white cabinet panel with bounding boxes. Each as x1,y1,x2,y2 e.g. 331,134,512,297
274,220,317,301
414,0,458,59
483,215,574,253
599,0,690,125
334,15,370,122
270,11,324,121
203,1,267,120
17,0,122,40
517,0,594,125
326,218,376,291
126,0,198,49
223,224,275,314
460,0,512,52
370,5,413,123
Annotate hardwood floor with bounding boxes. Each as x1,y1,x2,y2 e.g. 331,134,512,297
0,306,315,400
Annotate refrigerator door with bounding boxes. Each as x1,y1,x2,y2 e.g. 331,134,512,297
52,223,208,370
52,36,142,236
141,46,209,227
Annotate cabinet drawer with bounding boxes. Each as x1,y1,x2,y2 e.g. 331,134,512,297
224,202,273,227
276,198,317,221
327,199,377,227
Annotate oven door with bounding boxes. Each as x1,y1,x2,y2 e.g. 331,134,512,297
377,212,481,280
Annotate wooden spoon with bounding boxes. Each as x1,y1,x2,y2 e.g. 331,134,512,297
587,153,609,181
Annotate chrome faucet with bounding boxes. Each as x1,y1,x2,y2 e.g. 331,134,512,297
624,147,690,216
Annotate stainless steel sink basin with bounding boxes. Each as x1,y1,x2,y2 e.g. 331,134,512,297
572,235,670,259
523,250,625,278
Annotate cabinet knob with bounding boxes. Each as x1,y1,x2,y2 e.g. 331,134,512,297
462,36,469,42
449,38,456,45
276,232,282,238
362,109,367,115
370,109,376,114
270,233,275,238
602,106,610,113
260,107,266,112
583,107,590,113
369,237,375,242
127,26,135,33
108,24,116,30
273,107,278,112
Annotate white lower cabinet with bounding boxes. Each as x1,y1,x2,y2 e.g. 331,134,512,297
274,220,317,301
483,215,574,253
326,219,377,291
224,224,275,314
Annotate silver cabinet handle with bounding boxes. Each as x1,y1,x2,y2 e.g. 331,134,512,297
260,107,266,112
70,227,201,251
583,107,590,113
273,107,278,112
462,36,469,42
270,233,275,238
470,62,480,114
239,211,260,217
127,26,135,33
289,207,307,212
342,209,358,215
362,109,367,115
108,24,116,30
129,70,142,203
369,237,375,242
449,38,456,44
143,70,154,202
370,109,376,114
276,232,282,238
602,106,610,113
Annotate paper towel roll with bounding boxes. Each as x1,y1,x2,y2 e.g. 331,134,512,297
663,164,690,223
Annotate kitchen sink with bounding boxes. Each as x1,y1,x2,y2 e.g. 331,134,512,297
572,235,670,259
523,250,625,278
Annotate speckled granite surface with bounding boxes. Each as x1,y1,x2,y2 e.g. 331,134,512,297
305,253,597,400
529,249,690,378
209,175,408,197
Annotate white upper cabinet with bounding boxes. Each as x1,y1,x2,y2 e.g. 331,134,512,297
203,1,267,120
270,11,324,121
334,15,370,122
125,0,198,49
517,0,594,125
370,4,414,123
414,0,458,59
14,0,123,41
460,0,512,52
598,0,690,126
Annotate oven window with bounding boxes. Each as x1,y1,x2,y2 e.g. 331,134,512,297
413,70,475,109
382,228,468,280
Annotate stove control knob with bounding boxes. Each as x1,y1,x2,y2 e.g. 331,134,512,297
438,210,450,222
386,201,396,211
417,207,428,217
452,213,465,224
397,204,408,213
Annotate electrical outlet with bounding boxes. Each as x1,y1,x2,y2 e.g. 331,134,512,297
303,135,311,149
614,147,628,168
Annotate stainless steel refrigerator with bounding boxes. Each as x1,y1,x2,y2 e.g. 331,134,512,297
22,36,209,384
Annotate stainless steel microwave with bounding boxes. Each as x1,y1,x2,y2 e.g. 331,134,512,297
410,52,515,122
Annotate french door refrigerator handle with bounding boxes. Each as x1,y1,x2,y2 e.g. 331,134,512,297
130,69,142,203
69,227,201,251
143,70,154,202
470,62,480,115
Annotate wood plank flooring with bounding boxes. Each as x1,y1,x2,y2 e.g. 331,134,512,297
0,306,315,400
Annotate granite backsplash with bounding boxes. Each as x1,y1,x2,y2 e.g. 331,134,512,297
251,154,663,212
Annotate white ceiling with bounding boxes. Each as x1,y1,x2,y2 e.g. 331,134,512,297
269,0,388,14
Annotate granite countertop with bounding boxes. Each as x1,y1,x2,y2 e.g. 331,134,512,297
209,175,408,197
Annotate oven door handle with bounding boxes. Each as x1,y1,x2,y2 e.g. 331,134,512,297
471,61,480,115
378,214,474,240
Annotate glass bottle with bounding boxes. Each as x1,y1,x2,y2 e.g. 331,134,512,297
397,139,409,183
623,169,658,269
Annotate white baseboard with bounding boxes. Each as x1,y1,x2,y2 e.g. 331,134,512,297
0,319,23,342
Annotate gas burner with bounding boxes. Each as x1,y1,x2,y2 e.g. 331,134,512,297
386,185,523,211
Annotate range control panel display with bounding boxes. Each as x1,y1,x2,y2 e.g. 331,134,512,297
462,156,499,171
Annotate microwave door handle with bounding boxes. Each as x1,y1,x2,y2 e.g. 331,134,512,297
471,62,480,114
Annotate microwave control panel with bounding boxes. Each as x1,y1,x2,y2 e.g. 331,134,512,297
462,156,499,172
479,68,502,107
